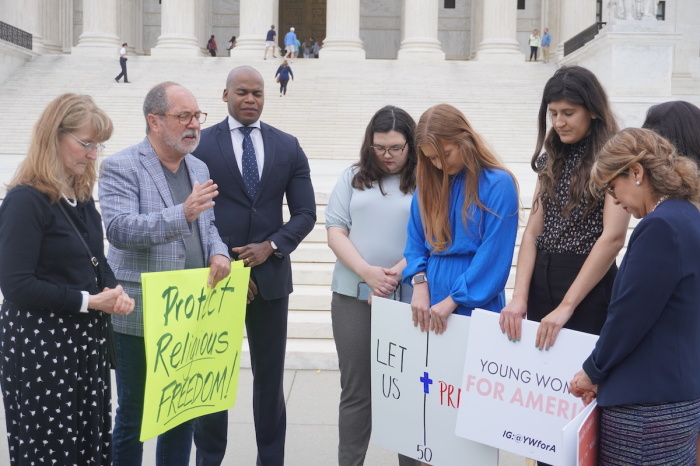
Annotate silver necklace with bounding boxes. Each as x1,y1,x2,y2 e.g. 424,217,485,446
62,193,77,207
652,195,668,212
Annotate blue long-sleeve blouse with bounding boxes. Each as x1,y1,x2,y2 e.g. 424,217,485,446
403,168,519,315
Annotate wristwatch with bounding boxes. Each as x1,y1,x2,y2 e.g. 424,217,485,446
269,240,283,259
411,273,428,285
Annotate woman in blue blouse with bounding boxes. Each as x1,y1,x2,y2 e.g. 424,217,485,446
570,128,700,464
403,104,519,334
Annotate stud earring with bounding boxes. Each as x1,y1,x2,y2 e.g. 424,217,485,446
636,180,641,185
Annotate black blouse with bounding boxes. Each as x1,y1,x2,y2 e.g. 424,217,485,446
0,185,117,313
534,138,604,254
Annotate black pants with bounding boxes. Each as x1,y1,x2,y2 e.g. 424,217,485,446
527,250,617,335
209,49,216,57
194,294,289,466
279,79,289,95
115,56,128,82
529,46,538,61
529,251,616,466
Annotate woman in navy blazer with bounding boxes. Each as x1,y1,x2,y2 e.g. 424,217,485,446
570,128,700,465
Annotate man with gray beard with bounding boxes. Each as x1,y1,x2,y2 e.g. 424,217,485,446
99,81,231,465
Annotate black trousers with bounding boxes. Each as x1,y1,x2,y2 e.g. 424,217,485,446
527,250,617,335
194,294,289,466
115,56,128,82
529,251,616,466
529,46,538,61
279,79,289,95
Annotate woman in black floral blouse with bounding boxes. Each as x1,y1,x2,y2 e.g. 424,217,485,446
499,66,629,354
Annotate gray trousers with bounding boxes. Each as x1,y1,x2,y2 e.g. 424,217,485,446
331,292,420,466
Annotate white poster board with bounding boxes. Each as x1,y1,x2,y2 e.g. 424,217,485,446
370,298,497,466
456,309,598,465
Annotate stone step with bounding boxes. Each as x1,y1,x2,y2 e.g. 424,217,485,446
288,310,333,339
292,262,333,286
289,284,332,311
290,241,335,263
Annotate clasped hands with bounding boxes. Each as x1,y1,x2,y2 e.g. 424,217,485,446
361,265,400,303
569,370,598,406
89,285,134,315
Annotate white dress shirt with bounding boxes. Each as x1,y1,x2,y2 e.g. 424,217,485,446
227,115,264,179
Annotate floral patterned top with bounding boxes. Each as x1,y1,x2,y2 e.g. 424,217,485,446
534,137,604,254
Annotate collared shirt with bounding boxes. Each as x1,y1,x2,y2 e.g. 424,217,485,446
541,33,551,47
227,115,264,179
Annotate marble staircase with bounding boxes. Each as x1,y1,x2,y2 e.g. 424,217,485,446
0,54,556,369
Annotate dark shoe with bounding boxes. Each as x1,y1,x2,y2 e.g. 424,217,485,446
124,81,131,83
273,55,277,58
115,78,119,83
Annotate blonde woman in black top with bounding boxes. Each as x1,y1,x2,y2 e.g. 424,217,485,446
0,94,134,465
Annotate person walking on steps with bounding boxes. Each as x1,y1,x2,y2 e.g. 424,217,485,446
115,43,130,83
275,60,294,97
207,35,218,57
264,25,277,59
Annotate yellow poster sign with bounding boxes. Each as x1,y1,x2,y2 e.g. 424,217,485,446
140,263,249,441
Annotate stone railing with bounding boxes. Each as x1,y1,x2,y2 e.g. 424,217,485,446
0,21,32,50
563,22,606,57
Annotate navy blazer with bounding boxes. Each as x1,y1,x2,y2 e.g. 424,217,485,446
583,199,700,406
193,118,316,300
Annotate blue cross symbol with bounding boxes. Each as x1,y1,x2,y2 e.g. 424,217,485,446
420,372,433,394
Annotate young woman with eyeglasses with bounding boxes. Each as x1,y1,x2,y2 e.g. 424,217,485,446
325,105,420,466
403,103,519,335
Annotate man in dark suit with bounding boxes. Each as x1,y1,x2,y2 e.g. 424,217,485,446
192,66,316,466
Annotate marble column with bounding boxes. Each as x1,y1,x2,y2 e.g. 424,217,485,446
397,0,445,60
474,0,523,61
320,0,365,60
118,0,144,56
13,0,46,53
151,0,200,57
73,0,120,55
558,0,597,56
233,0,276,57
39,0,63,53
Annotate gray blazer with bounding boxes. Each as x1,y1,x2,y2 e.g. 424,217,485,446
98,137,229,335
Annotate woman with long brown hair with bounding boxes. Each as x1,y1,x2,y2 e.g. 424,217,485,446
326,105,419,466
499,66,630,364
403,103,519,334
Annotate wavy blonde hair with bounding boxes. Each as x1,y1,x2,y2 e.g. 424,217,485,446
591,128,700,204
7,93,113,203
415,104,519,252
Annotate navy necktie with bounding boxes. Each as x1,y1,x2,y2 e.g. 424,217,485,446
239,126,260,198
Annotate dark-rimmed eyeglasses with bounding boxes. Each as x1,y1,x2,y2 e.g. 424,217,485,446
67,132,105,153
154,112,208,125
370,141,407,156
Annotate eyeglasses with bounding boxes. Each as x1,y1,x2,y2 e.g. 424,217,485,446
371,141,407,156
67,132,105,153
601,171,627,199
154,112,208,125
